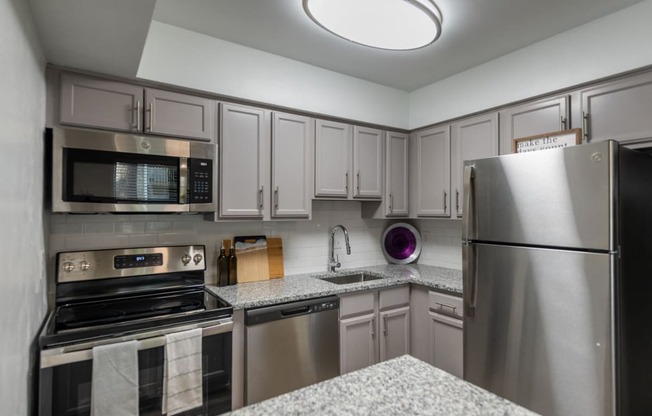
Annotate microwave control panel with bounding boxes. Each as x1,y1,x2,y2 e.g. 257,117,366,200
189,158,213,203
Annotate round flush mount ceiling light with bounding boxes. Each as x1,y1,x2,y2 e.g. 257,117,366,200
303,0,442,51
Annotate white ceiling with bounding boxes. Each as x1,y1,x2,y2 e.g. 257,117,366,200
29,0,644,91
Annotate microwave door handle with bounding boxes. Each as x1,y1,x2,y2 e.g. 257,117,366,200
40,320,233,369
179,157,188,204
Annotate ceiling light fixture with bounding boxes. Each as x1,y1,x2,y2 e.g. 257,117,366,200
303,0,442,51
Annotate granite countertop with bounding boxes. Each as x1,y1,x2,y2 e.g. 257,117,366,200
207,264,462,309
223,355,538,416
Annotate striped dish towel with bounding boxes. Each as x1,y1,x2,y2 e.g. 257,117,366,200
162,328,203,415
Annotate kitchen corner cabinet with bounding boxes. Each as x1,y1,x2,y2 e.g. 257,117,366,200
409,125,451,217
59,73,215,141
450,113,499,217
219,103,269,218
499,95,569,154
410,286,463,378
339,286,410,375
314,120,383,200
580,71,652,146
271,112,313,218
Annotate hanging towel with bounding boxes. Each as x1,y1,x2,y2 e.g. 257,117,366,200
91,340,139,416
162,328,203,415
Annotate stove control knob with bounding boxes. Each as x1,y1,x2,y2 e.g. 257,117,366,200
63,261,75,272
79,261,91,271
193,254,203,265
182,254,191,265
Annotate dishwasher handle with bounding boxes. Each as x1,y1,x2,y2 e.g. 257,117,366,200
245,295,339,326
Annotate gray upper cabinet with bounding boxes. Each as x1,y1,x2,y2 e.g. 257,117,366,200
144,88,214,141
271,112,313,218
499,96,569,154
352,126,383,199
581,71,652,146
315,120,351,198
385,131,409,216
451,113,499,217
410,125,450,217
60,73,142,133
219,103,268,218
59,73,215,141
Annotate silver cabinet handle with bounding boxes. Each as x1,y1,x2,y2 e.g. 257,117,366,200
382,315,388,336
147,102,153,132
371,316,376,338
356,171,360,194
345,171,349,193
462,165,475,241
582,112,589,142
389,193,393,213
455,189,460,214
274,186,279,210
135,100,142,131
561,115,567,130
443,190,448,212
258,187,264,210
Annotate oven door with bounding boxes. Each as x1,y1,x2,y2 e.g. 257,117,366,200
39,320,232,416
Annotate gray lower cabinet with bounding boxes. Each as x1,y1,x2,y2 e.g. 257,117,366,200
219,103,269,218
339,286,410,374
59,72,215,141
581,71,652,146
499,95,569,154
411,286,463,378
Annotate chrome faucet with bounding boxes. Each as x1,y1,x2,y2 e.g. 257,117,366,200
329,225,351,272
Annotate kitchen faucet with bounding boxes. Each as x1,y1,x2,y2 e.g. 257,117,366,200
329,225,351,272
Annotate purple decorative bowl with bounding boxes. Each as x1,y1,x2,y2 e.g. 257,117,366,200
381,223,421,264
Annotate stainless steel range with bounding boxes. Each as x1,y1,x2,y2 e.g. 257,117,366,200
39,245,233,416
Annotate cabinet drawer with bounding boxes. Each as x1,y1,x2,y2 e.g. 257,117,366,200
339,291,375,318
379,285,410,310
429,291,463,318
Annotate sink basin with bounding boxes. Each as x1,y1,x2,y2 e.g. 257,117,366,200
319,272,385,285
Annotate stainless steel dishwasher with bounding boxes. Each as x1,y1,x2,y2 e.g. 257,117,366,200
245,296,340,405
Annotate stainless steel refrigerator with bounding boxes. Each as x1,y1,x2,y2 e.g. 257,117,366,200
462,140,652,416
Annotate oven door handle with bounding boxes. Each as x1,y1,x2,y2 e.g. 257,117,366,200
40,319,233,369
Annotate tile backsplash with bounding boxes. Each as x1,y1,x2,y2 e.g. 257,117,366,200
49,200,462,285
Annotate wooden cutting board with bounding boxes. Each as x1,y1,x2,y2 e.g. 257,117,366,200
267,237,284,279
234,235,270,283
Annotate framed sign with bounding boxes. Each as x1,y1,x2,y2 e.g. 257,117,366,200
512,128,582,154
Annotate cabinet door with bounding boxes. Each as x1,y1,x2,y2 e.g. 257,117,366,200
379,306,410,362
315,120,351,197
581,72,652,145
339,313,377,374
429,311,463,378
353,126,383,199
219,103,267,217
451,113,499,217
271,112,313,218
144,88,215,141
385,131,409,216
499,96,569,154
59,73,143,132
414,125,450,217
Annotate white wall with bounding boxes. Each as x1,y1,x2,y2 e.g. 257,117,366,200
137,21,410,129
49,203,462,287
0,0,47,413
410,0,652,129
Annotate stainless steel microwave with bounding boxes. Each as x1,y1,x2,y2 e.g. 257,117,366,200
50,127,217,213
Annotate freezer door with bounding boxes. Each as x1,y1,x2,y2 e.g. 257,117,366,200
463,243,614,416
464,140,616,251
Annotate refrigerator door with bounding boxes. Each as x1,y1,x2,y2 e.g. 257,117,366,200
464,243,614,416
463,141,616,251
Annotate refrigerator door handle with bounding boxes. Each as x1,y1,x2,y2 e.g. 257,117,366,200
462,164,475,240
462,242,477,318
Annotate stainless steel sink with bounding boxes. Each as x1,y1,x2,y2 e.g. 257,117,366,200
318,272,385,285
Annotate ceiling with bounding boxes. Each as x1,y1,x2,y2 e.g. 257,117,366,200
29,0,644,92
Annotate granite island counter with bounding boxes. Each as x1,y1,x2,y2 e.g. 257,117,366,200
222,355,538,416
207,264,462,309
